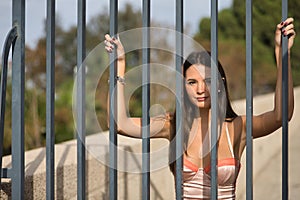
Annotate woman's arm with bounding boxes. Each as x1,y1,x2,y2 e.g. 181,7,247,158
273,18,295,122
242,18,296,139
105,34,171,139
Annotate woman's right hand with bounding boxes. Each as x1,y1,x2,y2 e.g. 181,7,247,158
275,17,296,50
104,34,125,61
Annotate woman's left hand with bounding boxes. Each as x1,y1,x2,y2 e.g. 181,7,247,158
275,17,296,50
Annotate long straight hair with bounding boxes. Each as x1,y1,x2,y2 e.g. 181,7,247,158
169,51,238,174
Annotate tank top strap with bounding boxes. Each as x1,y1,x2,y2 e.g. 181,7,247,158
225,124,235,158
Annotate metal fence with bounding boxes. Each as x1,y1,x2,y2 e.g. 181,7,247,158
0,0,290,199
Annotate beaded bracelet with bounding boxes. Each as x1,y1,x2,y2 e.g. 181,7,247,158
108,76,125,85
116,76,125,85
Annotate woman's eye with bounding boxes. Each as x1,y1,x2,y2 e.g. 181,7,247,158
187,81,196,85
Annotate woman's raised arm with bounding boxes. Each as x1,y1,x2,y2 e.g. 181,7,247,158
243,18,296,139
105,34,171,139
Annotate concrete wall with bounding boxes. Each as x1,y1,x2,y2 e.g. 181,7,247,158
234,87,300,199
1,134,175,199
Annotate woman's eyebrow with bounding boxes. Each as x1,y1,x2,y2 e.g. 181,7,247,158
186,78,197,81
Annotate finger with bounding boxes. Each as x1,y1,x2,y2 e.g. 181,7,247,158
105,41,115,49
278,17,294,31
106,34,119,47
284,17,294,26
286,30,296,38
276,22,286,34
112,36,122,47
104,40,109,45
105,34,113,42
282,24,294,35
285,23,294,30
105,46,114,53
283,22,296,37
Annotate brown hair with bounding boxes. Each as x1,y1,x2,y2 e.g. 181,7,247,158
169,51,238,174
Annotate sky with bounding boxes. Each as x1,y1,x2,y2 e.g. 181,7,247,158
0,0,232,51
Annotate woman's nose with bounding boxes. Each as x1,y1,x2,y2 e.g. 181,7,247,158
197,81,206,94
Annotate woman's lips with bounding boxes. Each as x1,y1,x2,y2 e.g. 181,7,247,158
196,97,207,101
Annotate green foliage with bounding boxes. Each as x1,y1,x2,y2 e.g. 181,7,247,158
54,78,76,142
218,8,244,40
195,0,300,98
0,3,144,153
1,83,47,155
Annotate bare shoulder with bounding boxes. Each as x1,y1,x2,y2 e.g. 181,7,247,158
232,116,247,157
226,116,246,157
226,116,244,138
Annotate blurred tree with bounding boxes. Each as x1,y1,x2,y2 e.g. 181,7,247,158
194,0,300,99
0,3,150,154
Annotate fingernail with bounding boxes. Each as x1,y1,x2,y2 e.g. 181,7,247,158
281,21,284,25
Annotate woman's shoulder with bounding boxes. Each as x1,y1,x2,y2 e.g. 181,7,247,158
225,115,243,128
225,116,244,141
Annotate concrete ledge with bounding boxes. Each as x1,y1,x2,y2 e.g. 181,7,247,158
1,133,175,199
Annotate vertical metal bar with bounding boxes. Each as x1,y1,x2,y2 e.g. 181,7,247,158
175,0,183,199
246,0,253,199
11,0,25,199
210,0,218,199
77,0,86,199
142,0,150,199
109,0,118,199
281,0,289,199
46,0,55,199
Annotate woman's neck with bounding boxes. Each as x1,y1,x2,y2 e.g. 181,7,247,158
194,108,210,121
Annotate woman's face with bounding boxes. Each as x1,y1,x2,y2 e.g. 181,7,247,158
185,64,211,109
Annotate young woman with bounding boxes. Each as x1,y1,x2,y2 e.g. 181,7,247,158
104,18,296,199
